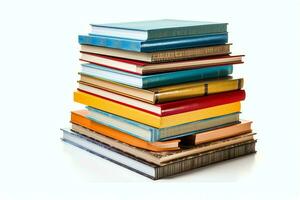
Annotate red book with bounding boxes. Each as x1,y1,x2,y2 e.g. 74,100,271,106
77,83,245,116
80,52,244,75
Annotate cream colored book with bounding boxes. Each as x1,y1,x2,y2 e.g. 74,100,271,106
80,44,231,63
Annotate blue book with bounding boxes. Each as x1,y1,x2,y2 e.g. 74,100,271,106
86,106,240,142
78,33,228,52
90,19,227,41
80,63,233,88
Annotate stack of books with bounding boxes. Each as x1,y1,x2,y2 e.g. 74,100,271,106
61,19,257,180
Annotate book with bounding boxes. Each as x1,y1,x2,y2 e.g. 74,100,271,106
86,106,240,141
78,33,228,52
74,91,241,128
80,44,231,63
80,53,243,75
70,123,254,164
90,19,227,41
80,63,233,88
182,120,253,145
68,124,254,165
78,84,245,116
71,110,180,152
61,128,256,180
195,120,252,144
79,75,244,104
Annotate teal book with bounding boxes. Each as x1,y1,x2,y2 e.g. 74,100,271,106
80,63,233,88
86,106,240,142
90,19,227,41
78,33,228,52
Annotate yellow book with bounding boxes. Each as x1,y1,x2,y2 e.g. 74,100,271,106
79,75,243,104
74,91,241,128
153,77,243,103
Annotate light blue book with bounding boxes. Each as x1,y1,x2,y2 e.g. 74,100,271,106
78,33,228,52
90,19,227,41
86,106,240,142
80,63,233,88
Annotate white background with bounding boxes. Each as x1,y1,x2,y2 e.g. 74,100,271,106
0,0,299,199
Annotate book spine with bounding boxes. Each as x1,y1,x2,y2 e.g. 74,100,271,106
78,35,142,51
151,44,230,63
148,24,227,40
155,140,256,179
85,107,160,142
141,33,228,52
142,65,233,89
87,115,155,142
155,78,243,103
79,33,227,53
152,130,160,142
81,63,142,88
61,130,158,179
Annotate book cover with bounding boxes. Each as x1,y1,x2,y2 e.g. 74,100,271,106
80,63,233,88
62,128,256,180
78,33,228,52
79,75,244,104
90,19,227,41
80,44,231,63
73,90,241,128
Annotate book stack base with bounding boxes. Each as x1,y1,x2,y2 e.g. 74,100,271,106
61,19,257,180
62,128,256,180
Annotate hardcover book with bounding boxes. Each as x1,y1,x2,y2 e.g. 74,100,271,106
70,123,254,164
68,123,254,165
78,75,244,104
86,106,240,142
80,53,243,75
80,44,231,63
78,33,228,52
71,110,180,152
74,91,241,128
90,19,227,41
182,120,253,145
80,63,233,88
61,128,256,180
78,86,246,116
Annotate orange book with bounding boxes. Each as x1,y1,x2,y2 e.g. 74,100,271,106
70,110,180,152
189,120,252,145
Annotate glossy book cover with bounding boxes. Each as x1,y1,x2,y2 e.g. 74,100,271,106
78,33,228,52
